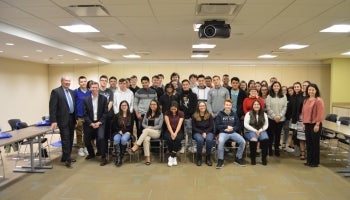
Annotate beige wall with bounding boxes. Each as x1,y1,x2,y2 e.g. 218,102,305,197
0,57,48,131
330,58,350,106
48,62,331,113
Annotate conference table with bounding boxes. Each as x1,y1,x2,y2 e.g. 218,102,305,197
0,126,53,178
322,120,350,177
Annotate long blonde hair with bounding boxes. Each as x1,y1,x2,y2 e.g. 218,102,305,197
193,101,210,121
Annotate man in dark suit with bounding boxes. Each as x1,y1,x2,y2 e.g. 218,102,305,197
49,76,76,168
83,81,108,166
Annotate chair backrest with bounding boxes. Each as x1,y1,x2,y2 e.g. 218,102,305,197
338,116,350,126
325,114,337,122
8,119,21,130
8,119,28,130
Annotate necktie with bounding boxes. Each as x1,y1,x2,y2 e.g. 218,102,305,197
65,89,74,113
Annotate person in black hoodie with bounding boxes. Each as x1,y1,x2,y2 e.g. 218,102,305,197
179,79,198,154
215,99,246,169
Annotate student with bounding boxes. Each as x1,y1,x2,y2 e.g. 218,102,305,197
244,100,269,165
130,100,163,165
113,100,134,167
215,99,246,169
192,101,214,166
164,101,184,167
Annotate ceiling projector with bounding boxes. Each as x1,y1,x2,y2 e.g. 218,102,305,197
198,20,231,38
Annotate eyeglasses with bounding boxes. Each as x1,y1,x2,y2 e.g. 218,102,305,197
150,103,157,106
121,104,128,107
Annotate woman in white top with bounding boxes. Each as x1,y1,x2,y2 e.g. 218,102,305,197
266,81,287,157
244,100,269,165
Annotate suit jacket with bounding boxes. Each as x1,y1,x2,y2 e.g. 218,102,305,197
83,94,108,126
49,86,76,127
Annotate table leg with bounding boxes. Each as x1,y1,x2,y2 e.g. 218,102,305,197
13,139,44,173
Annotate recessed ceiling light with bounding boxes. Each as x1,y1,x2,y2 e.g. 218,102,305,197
59,24,100,33
192,44,216,49
58,54,63,57
191,54,208,58
36,49,42,53
23,55,29,58
258,54,277,59
102,44,127,49
320,24,350,33
6,43,14,46
279,44,309,50
123,54,141,58
0,50,3,53
74,58,80,61
341,51,350,56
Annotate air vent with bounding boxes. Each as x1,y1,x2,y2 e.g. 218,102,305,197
192,50,210,54
196,3,239,15
65,5,110,17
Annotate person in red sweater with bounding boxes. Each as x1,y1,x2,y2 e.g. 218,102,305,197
243,86,265,114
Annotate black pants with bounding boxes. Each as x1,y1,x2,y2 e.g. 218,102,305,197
164,131,183,154
58,114,75,162
267,119,284,152
136,114,145,138
84,123,106,158
305,123,321,166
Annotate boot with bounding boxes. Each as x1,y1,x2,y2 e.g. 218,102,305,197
114,144,120,166
249,141,257,165
205,155,212,166
261,140,268,166
117,144,127,167
196,153,202,166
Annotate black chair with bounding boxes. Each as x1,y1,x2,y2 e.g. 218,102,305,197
321,114,338,148
336,116,350,152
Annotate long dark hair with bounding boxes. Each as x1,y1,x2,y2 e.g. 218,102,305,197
249,100,265,129
269,81,284,98
117,100,132,127
146,100,161,118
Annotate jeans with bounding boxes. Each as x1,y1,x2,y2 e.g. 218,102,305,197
193,132,214,156
244,131,269,141
217,132,246,160
113,132,131,145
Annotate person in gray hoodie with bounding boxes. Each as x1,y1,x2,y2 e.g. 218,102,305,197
207,75,230,119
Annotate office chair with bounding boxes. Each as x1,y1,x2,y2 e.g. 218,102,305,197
321,114,338,149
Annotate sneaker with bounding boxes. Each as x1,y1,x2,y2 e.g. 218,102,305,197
168,156,173,167
179,146,185,154
285,146,295,153
78,148,85,157
234,157,246,167
172,157,178,166
216,159,224,169
282,143,286,149
83,147,89,156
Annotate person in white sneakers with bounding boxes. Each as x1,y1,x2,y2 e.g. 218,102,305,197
164,101,184,167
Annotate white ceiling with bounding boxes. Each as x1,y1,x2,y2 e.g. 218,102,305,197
0,0,349,65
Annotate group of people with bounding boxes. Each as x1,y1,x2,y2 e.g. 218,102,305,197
49,73,324,170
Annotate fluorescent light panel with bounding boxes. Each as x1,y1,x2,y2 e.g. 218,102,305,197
280,44,309,50
192,44,216,49
123,54,140,58
341,51,350,56
258,54,277,59
60,25,100,33
102,44,126,49
320,24,350,33
191,54,208,58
